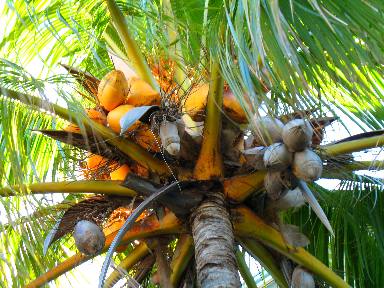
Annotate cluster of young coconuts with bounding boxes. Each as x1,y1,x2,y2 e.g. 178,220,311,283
247,116,323,287
247,116,323,202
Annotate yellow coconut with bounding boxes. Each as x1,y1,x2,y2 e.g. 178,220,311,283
183,83,209,122
184,83,248,123
87,154,108,171
107,104,139,134
223,90,248,124
98,70,129,111
125,77,161,106
110,164,131,181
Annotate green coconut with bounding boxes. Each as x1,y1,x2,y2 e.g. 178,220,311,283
282,119,313,152
263,143,293,171
251,116,284,145
292,266,315,288
292,149,323,181
73,220,105,256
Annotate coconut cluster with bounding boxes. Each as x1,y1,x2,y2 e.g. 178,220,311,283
65,70,186,181
249,116,323,203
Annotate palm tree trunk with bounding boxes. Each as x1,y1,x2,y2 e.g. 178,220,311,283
191,189,241,287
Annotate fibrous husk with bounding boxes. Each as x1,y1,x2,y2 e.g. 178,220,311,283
251,116,284,145
263,143,292,171
222,89,248,124
291,266,315,288
73,220,106,256
244,134,255,150
183,83,209,122
293,149,323,181
222,120,243,162
269,187,305,210
98,70,128,111
264,170,298,200
181,114,203,143
280,224,310,248
282,119,313,152
126,77,161,106
243,146,266,170
107,104,138,133
159,120,180,156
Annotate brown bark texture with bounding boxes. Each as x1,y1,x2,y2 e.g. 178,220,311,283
191,190,241,288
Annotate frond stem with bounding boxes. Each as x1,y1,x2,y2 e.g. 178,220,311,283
193,60,224,180
0,180,135,197
106,0,159,91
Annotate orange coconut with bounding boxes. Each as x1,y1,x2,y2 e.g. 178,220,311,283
98,70,129,111
223,90,248,124
183,83,209,122
110,164,131,181
125,77,161,106
184,83,248,123
107,104,139,134
87,154,108,171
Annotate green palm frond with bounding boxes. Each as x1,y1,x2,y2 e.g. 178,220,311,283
287,178,384,287
214,0,384,130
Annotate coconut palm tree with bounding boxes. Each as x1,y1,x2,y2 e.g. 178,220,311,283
0,0,384,287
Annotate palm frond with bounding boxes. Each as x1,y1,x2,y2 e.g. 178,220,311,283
287,178,384,287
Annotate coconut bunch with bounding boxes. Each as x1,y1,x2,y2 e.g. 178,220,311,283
246,116,323,202
244,116,335,235
62,69,181,180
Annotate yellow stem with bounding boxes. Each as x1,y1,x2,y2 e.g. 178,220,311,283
232,206,349,288
193,60,224,180
26,212,183,288
104,242,151,287
170,234,194,286
224,171,266,202
105,0,159,91
0,180,135,197
239,238,288,288
323,133,384,156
